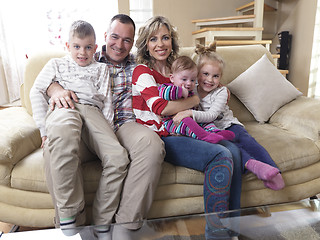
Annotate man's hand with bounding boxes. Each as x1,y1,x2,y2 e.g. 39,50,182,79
47,82,79,110
172,110,193,126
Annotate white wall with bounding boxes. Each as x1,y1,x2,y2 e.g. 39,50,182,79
272,0,317,95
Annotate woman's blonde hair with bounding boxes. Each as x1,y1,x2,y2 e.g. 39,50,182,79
135,16,179,68
195,41,225,74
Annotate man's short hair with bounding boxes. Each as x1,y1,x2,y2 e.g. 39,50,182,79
110,14,136,34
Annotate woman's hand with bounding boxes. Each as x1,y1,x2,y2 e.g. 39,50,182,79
162,95,200,116
172,110,193,126
47,82,79,110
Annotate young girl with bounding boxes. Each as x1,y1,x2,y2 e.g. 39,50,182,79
159,55,235,144
175,42,285,191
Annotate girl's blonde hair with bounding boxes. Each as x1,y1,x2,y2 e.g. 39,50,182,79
135,16,179,68
195,41,225,74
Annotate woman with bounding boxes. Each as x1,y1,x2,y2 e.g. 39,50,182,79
132,16,241,239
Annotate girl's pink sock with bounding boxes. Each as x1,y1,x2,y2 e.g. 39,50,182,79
203,133,224,144
264,173,285,191
246,159,280,181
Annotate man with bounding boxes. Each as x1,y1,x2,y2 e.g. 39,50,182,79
45,14,165,239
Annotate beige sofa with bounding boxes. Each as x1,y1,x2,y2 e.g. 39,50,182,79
1,45,320,228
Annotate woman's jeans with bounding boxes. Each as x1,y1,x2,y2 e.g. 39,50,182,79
161,136,242,211
162,136,241,238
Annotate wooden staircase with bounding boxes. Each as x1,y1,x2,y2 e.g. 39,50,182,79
192,0,278,45
191,0,287,76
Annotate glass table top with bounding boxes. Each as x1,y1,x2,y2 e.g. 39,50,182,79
2,198,320,240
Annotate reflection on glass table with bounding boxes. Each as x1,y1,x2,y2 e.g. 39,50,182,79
2,199,320,240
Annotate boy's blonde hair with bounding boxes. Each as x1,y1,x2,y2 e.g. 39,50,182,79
195,41,224,74
171,55,197,74
69,20,96,41
135,16,179,68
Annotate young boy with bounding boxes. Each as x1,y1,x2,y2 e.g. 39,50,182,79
30,20,129,236
158,55,235,143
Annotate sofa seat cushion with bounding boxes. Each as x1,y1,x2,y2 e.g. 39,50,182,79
83,161,205,201
0,185,53,209
12,122,320,198
11,150,205,202
0,163,13,186
11,149,47,192
244,121,320,173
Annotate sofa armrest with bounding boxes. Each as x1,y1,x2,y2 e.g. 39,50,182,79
269,96,320,141
0,107,41,165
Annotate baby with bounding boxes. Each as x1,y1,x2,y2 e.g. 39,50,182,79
158,55,235,143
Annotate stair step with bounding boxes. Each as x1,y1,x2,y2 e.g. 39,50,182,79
216,40,271,45
193,27,264,45
279,69,289,76
236,1,277,14
192,15,255,28
216,40,271,50
192,27,264,35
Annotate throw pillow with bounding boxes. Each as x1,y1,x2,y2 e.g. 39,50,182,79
227,54,302,123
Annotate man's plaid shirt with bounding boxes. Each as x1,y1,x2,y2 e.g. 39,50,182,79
95,49,136,131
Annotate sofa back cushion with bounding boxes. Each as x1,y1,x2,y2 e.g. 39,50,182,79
22,51,67,115
22,45,272,123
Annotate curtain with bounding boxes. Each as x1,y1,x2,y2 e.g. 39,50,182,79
0,0,118,105
0,7,25,104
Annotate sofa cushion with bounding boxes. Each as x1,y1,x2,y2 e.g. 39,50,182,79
11,149,47,192
244,122,320,173
227,54,302,123
0,107,41,166
270,96,320,141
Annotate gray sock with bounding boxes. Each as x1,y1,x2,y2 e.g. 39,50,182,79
94,226,112,240
112,225,134,240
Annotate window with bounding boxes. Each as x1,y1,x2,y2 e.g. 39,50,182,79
308,0,320,98
0,0,118,104
129,0,153,46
